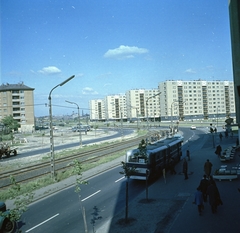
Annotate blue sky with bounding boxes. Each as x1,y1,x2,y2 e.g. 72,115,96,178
1,0,233,117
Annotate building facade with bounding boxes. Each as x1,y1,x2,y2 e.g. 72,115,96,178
89,80,235,122
125,89,160,122
89,99,106,121
158,80,235,121
105,94,127,121
0,82,35,131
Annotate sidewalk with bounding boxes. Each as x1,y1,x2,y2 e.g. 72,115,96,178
100,134,240,233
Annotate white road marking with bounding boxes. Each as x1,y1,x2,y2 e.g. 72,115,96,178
25,213,59,232
115,176,125,183
81,190,101,202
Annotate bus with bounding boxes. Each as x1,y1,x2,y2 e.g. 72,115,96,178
125,137,182,180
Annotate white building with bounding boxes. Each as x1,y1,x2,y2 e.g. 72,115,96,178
125,89,161,122
89,80,235,122
105,94,127,121
158,80,235,121
89,99,106,121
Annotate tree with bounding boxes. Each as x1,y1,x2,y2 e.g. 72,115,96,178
0,176,33,233
72,159,88,233
1,115,20,133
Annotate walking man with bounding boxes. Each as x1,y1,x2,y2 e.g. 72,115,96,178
215,145,222,158
183,158,188,180
204,159,213,178
207,180,222,214
219,132,223,141
199,175,210,202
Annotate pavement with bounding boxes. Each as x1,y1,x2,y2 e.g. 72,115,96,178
4,129,240,233
98,131,240,233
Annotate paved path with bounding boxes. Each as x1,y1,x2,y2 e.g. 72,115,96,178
101,135,240,233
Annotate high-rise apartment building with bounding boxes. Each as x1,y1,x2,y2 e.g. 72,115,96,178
0,82,35,131
89,99,106,121
105,94,127,121
89,80,235,122
158,80,235,121
125,89,160,122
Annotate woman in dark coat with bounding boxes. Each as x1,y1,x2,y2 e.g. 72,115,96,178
207,180,222,213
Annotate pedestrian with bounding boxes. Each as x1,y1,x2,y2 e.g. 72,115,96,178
162,163,166,183
186,149,190,161
209,175,216,186
169,157,176,175
207,180,223,214
236,138,239,146
215,145,222,157
225,130,228,138
182,158,188,180
193,186,204,215
199,175,210,202
204,159,213,178
219,132,223,141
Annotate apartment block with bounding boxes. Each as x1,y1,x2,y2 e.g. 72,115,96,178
105,94,127,121
89,80,235,122
89,99,106,121
158,80,235,121
125,89,160,122
0,82,35,131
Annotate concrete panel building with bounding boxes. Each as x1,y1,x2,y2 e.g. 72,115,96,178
158,80,235,121
89,99,106,121
125,89,160,122
0,82,35,131
105,94,127,122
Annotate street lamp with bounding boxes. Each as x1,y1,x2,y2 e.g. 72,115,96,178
171,101,177,134
127,105,139,131
48,75,75,180
146,92,161,131
171,99,186,135
65,100,82,148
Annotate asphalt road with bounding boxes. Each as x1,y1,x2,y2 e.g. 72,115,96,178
3,128,134,160
18,127,199,233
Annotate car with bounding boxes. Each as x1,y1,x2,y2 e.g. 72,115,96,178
190,125,196,130
0,201,15,233
72,127,85,132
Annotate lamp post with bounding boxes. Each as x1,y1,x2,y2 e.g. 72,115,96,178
171,99,186,135
65,100,82,148
48,75,75,180
146,92,161,131
128,105,139,131
171,102,176,134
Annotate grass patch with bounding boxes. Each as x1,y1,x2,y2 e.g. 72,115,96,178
0,146,136,202
0,130,147,201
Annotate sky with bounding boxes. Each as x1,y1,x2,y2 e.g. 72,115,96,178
0,0,233,117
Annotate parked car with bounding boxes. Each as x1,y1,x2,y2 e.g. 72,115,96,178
0,201,15,233
72,127,85,132
190,125,196,130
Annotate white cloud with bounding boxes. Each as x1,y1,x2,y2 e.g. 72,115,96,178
38,66,61,75
184,68,196,74
82,87,98,95
103,45,149,59
104,83,112,87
